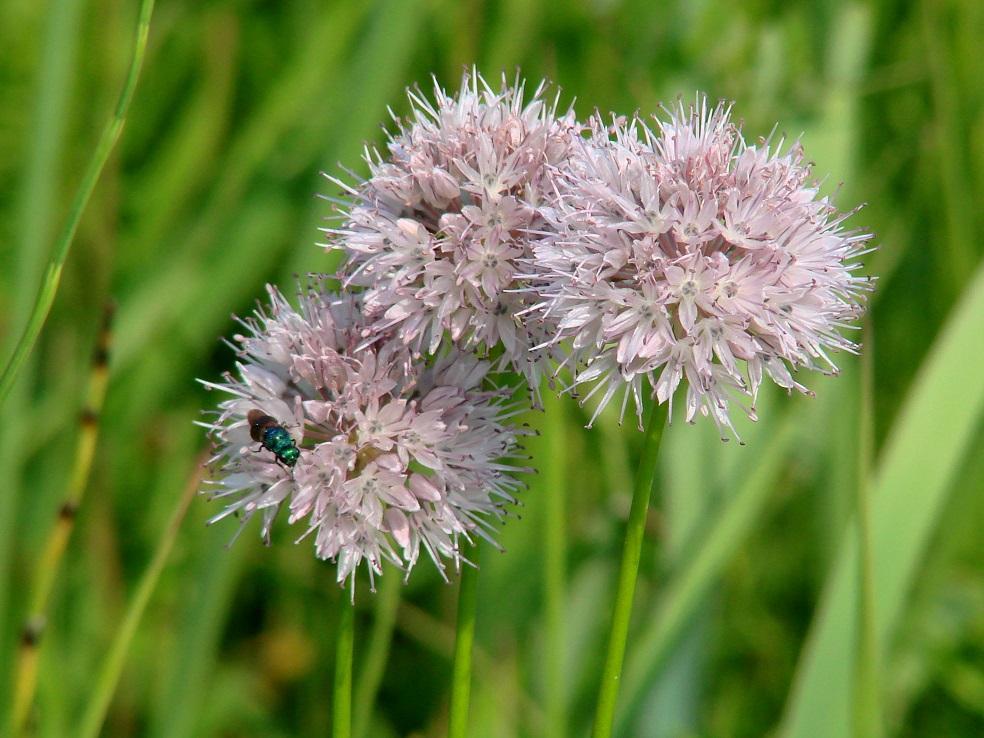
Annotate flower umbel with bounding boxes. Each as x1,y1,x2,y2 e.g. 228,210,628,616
533,97,874,437
325,69,582,391
200,285,530,591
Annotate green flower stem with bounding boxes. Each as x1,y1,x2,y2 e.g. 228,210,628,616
591,400,669,738
0,0,155,409
353,570,401,738
448,546,481,738
543,393,568,738
334,600,355,738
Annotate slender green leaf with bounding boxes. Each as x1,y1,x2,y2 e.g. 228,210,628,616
779,257,984,738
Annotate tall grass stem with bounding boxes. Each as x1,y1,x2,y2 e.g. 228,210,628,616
78,456,201,738
10,305,113,735
0,0,155,408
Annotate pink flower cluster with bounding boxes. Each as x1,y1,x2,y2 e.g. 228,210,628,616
201,286,528,592
533,100,872,436
201,71,872,588
326,72,582,391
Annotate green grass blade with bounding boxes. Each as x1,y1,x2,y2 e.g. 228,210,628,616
615,414,797,735
0,0,86,722
148,535,248,738
10,305,112,735
78,458,200,738
852,323,882,738
0,0,155,409
10,0,84,316
779,257,984,738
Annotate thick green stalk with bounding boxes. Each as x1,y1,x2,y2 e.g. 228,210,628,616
448,547,481,738
591,400,669,738
543,393,568,738
334,600,354,738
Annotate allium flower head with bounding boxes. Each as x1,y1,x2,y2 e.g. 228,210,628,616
325,69,582,391
200,285,530,592
533,97,873,438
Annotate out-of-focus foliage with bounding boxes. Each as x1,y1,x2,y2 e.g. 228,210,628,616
2,0,983,736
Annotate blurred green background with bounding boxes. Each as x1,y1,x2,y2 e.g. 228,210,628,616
2,0,984,736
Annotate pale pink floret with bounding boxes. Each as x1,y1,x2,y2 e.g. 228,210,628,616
324,69,583,393
532,97,873,439
199,286,529,592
